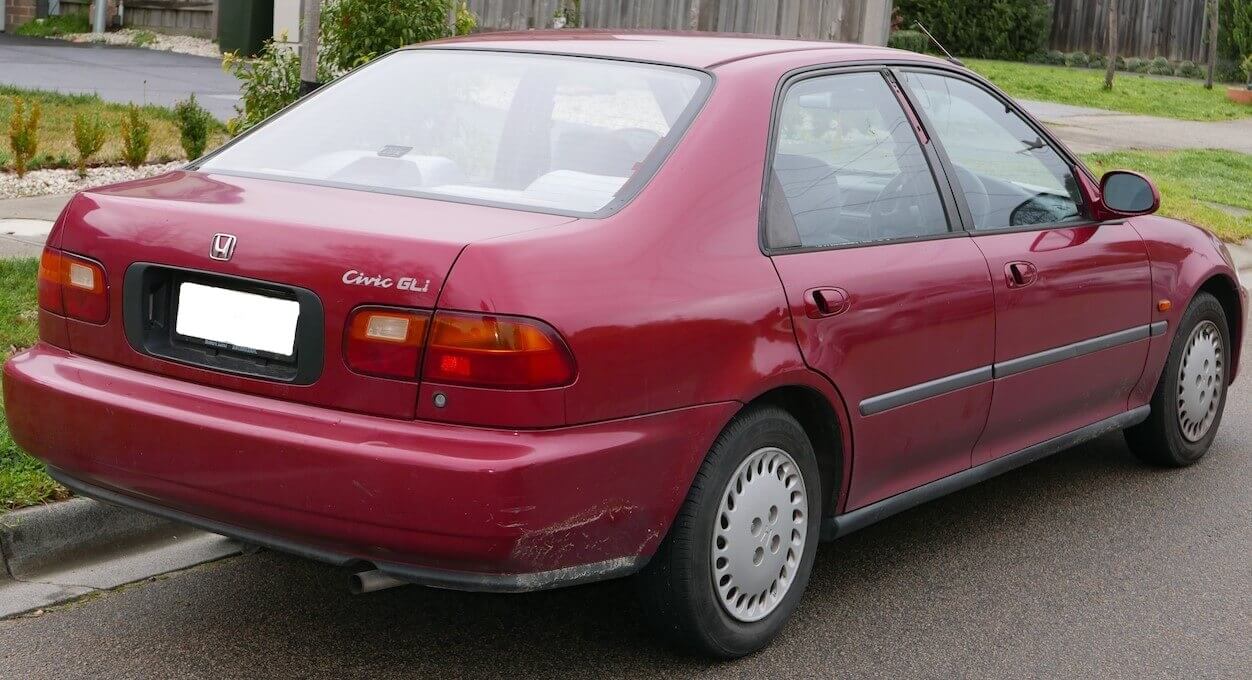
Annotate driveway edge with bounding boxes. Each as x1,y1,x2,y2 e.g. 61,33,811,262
0,498,240,617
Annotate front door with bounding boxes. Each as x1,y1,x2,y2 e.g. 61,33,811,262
764,69,996,510
898,69,1153,464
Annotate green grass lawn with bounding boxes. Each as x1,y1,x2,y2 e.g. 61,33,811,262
0,86,227,173
1082,149,1252,241
0,259,67,511
967,59,1252,122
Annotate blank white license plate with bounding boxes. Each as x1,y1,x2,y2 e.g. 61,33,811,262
175,282,301,357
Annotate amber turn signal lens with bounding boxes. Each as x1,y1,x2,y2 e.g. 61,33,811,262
1157,299,1172,312
422,311,576,389
344,307,430,379
37,248,108,323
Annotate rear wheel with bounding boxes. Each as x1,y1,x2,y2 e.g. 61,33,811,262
635,405,822,658
1125,292,1230,466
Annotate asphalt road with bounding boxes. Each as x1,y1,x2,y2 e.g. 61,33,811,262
0,33,240,119
2,332,1249,679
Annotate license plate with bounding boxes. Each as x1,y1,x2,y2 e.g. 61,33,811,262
175,282,301,357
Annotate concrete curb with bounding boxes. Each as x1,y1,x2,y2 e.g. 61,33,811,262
0,498,240,618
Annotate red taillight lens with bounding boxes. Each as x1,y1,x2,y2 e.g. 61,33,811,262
422,311,576,389
37,248,108,323
344,307,430,380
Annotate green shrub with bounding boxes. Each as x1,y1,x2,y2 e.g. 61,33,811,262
132,30,158,48
119,104,151,169
1147,56,1174,76
71,111,107,178
173,94,213,159
7,98,41,178
894,0,1051,60
888,29,929,54
1044,49,1066,65
1064,51,1089,67
1114,55,1127,71
1219,1,1252,62
1132,58,1152,73
1174,60,1204,79
14,12,90,38
321,0,476,73
1088,54,1107,70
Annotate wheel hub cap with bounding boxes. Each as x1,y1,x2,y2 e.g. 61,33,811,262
711,447,807,623
1177,320,1224,442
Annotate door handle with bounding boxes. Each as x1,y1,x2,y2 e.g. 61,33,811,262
805,287,849,318
1005,261,1038,288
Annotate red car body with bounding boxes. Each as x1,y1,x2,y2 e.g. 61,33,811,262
5,33,1246,593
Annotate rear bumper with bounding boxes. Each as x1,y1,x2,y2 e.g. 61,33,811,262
5,343,736,591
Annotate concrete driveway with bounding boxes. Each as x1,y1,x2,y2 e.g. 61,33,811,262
0,33,240,119
1019,100,1252,155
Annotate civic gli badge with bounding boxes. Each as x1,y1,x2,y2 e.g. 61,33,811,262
210,233,237,261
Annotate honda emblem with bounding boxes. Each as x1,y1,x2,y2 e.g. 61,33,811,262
210,233,237,261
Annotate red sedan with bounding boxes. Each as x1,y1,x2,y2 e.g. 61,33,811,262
7,33,1246,657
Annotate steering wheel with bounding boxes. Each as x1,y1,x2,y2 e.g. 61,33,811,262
868,171,925,240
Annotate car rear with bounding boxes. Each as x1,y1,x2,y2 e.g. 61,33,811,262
4,47,726,588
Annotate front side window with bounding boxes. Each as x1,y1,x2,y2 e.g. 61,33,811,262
900,71,1084,230
766,71,949,250
197,50,709,215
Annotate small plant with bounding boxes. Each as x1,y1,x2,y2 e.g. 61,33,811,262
132,30,158,48
71,111,107,178
1147,56,1173,76
7,97,41,178
173,94,212,159
888,29,929,54
1064,51,1089,67
1114,56,1127,71
1089,54,1108,70
1044,50,1066,65
1133,58,1152,73
14,12,90,37
119,104,152,169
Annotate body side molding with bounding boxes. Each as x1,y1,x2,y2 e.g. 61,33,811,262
823,405,1151,540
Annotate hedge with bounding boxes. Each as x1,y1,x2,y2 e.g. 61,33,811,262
893,0,1052,61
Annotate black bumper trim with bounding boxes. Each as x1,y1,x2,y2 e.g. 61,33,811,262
48,468,646,593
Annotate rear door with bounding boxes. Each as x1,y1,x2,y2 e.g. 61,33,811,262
897,69,1153,464
765,69,996,510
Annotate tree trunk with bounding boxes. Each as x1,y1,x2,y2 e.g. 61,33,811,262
1103,0,1118,90
1205,0,1220,90
299,0,321,96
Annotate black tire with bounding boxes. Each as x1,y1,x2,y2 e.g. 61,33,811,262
1125,292,1231,467
635,405,822,659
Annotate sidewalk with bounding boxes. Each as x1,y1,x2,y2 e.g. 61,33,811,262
0,193,72,259
1020,100,1252,155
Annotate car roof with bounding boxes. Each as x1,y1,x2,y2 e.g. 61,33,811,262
422,30,942,70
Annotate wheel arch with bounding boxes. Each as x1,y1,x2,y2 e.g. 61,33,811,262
1197,273,1243,383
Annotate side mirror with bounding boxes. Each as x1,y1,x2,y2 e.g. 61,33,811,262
1100,170,1159,217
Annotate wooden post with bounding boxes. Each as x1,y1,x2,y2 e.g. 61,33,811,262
1205,0,1219,90
299,0,321,95
1103,0,1118,90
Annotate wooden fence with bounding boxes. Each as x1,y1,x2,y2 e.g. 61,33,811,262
463,0,893,44
1048,0,1210,62
60,0,215,38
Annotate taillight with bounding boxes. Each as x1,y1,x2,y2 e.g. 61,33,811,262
422,311,576,389
37,248,109,323
344,307,430,379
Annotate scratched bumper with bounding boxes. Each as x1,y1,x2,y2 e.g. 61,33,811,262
5,343,737,588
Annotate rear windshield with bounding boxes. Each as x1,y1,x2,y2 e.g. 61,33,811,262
197,50,710,215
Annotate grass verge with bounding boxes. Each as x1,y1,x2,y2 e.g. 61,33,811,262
1082,149,1252,242
967,59,1252,122
0,259,66,511
13,12,90,38
0,86,227,173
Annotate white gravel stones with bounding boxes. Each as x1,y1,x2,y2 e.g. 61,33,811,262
0,162,183,199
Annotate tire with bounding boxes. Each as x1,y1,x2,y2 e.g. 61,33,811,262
1125,292,1231,467
635,405,822,659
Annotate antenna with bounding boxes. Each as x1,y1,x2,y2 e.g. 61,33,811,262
913,21,964,67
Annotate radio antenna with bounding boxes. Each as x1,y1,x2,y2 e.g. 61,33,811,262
914,21,964,67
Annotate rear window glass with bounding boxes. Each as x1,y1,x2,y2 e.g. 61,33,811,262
197,50,710,215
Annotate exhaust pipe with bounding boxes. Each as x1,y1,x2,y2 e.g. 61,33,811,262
349,569,411,595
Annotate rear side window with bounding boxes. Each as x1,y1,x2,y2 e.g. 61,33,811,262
197,50,709,215
765,71,949,250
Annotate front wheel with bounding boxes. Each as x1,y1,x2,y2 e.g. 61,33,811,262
635,405,822,658
1125,292,1231,466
